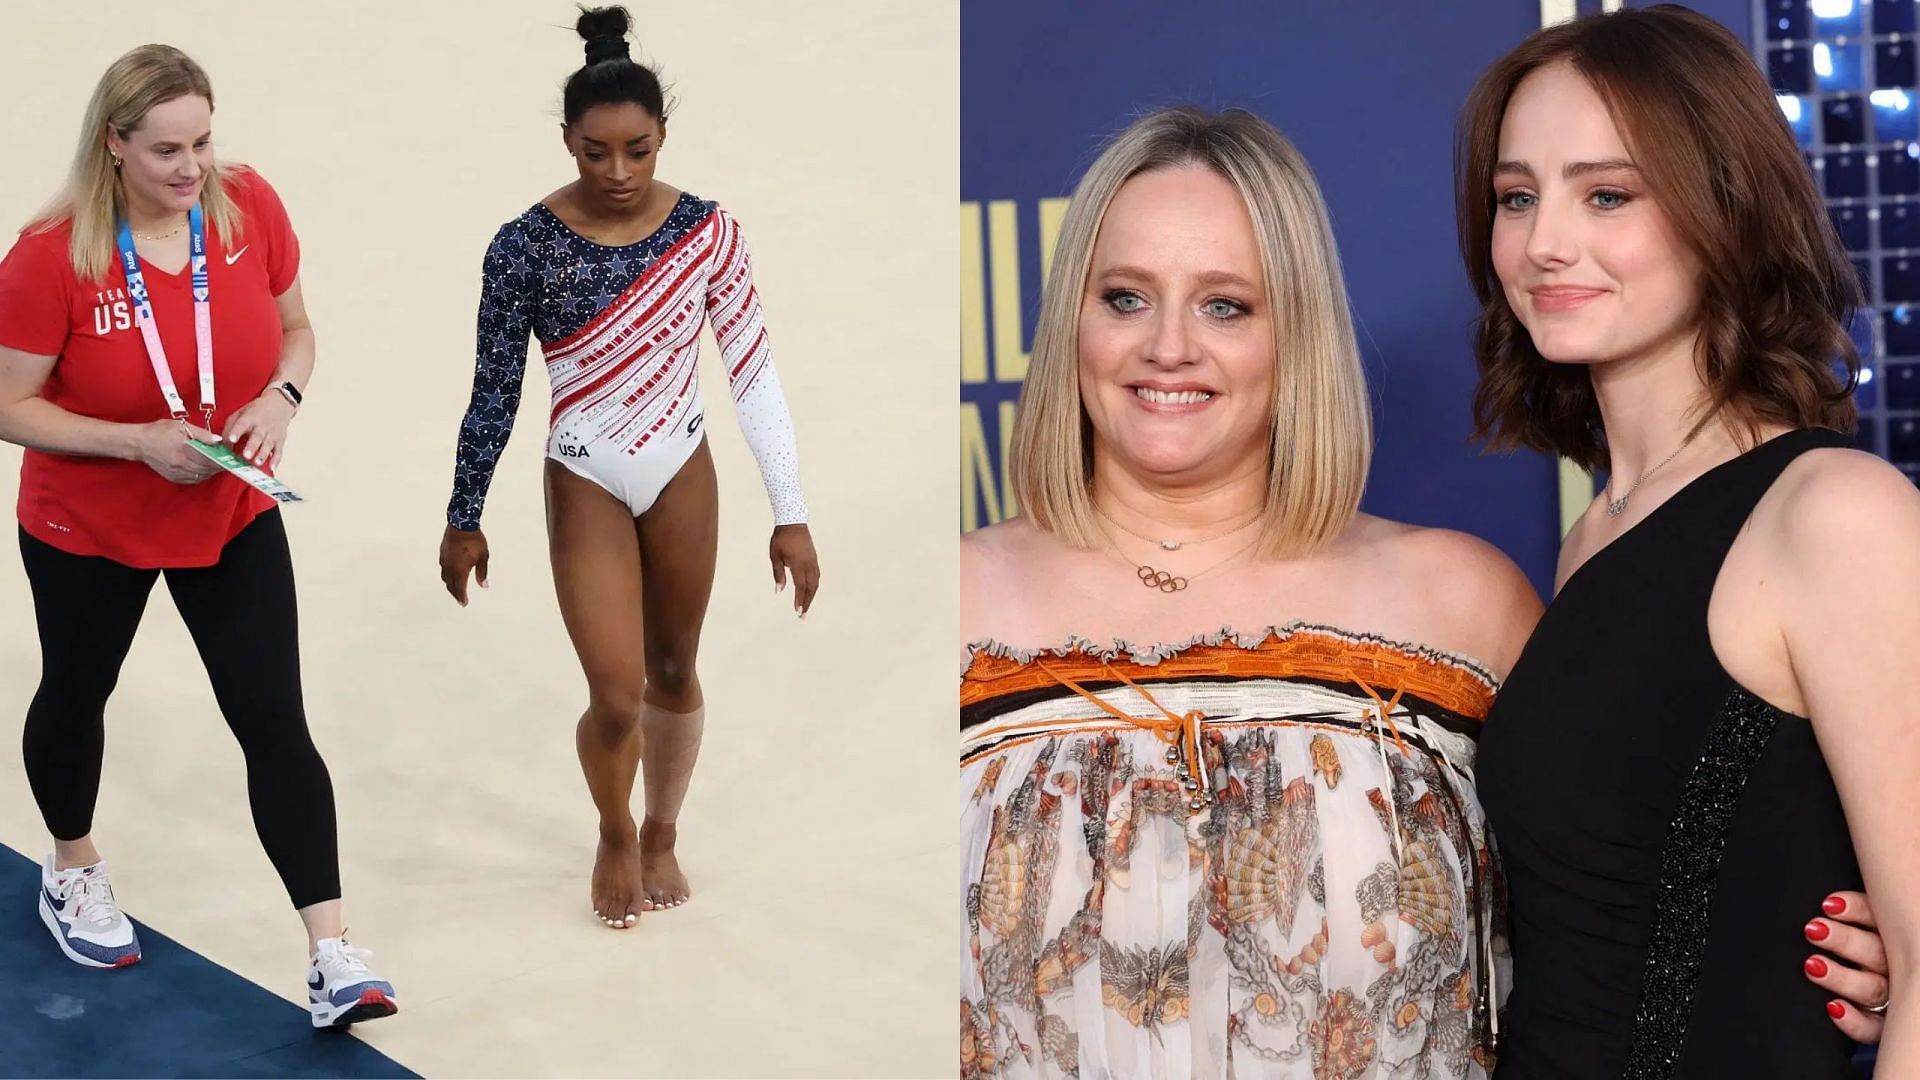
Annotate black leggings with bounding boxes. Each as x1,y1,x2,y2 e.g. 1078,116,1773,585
18,510,340,909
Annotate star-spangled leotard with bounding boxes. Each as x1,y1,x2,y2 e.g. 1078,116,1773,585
448,191,805,529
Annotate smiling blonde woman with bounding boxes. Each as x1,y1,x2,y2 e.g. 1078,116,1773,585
961,107,1537,1078
0,43,394,1028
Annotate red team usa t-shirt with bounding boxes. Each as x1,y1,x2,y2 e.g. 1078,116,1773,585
0,168,297,568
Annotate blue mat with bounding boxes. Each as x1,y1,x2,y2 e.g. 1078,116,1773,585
0,845,415,1078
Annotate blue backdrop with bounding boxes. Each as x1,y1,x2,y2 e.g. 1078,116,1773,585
961,0,1751,597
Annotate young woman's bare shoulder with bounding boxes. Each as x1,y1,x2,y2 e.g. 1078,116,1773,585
1766,447,1920,571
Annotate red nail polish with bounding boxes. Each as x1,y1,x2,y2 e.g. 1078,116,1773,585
1805,920,1831,942
1806,956,1829,978
1827,1000,1847,1020
1824,895,1847,916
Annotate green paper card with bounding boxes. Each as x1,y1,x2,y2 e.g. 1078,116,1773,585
188,440,304,504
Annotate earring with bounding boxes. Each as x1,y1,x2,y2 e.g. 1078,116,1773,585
111,154,122,169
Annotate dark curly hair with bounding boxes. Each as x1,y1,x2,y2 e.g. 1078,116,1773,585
1455,4,1858,472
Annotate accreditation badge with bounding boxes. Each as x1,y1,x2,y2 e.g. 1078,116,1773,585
188,440,305,504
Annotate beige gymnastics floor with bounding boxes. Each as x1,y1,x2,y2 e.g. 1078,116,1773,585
0,2,957,1076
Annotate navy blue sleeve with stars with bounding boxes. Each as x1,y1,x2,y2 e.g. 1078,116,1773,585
447,222,535,531
446,193,722,529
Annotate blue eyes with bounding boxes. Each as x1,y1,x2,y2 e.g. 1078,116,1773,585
1496,189,1633,211
1099,289,1250,321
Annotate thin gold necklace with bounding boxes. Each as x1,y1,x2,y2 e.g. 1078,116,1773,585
132,218,188,241
1097,505,1261,552
1099,525,1260,594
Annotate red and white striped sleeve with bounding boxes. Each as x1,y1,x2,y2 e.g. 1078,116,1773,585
705,208,807,525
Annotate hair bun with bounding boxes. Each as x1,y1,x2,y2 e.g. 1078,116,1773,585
576,5,633,65
562,3,667,123
583,34,630,65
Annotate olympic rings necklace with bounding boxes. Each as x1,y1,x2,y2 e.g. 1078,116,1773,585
1096,520,1261,594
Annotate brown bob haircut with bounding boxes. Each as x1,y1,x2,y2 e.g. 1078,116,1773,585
1455,4,1859,472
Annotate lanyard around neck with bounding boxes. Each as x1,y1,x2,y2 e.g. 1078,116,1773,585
115,205,214,427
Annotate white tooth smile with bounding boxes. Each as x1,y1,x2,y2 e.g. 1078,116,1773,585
1135,387,1212,405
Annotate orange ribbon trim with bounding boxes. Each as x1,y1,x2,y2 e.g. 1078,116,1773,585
1034,658,1210,797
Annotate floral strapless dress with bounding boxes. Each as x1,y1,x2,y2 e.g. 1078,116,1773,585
960,623,1510,1078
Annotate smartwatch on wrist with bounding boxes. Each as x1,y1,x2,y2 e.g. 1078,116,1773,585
272,382,303,408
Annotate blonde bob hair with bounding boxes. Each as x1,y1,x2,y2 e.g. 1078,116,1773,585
1010,106,1372,559
31,44,241,284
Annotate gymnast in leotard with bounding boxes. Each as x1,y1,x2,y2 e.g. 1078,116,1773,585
438,5,820,928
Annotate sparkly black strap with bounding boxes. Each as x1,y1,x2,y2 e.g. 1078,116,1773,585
1621,687,1785,1077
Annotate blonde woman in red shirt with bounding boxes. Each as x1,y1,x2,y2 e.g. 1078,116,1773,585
0,45,394,1029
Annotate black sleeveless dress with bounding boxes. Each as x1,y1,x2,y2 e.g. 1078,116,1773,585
1478,429,1863,1078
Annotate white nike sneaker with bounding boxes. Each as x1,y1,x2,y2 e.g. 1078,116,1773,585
307,935,398,1028
37,856,141,969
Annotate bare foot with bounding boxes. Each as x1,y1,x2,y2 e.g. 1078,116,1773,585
640,817,689,910
590,825,645,929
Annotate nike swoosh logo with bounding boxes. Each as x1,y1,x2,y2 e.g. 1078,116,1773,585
225,246,248,265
